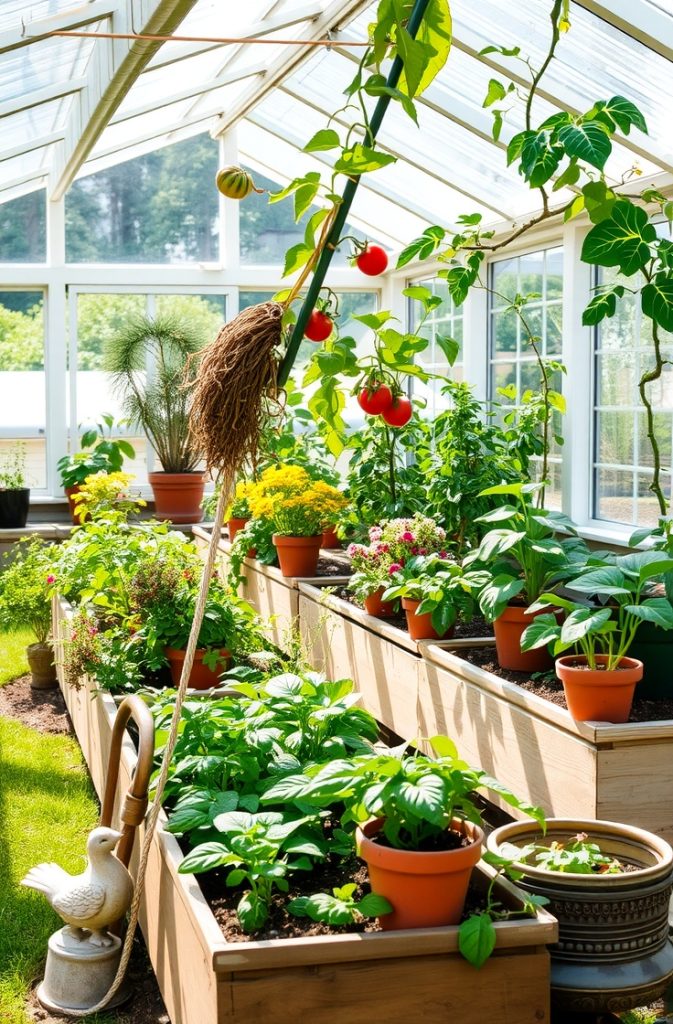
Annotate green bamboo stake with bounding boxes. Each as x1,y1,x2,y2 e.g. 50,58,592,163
277,0,432,387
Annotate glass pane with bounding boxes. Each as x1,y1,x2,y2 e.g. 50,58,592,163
0,190,46,262
595,467,635,525
597,411,634,467
596,353,636,406
637,472,671,527
0,290,46,488
155,294,226,343
491,258,518,305
66,134,219,264
492,309,518,354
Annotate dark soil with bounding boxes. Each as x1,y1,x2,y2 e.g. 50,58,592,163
372,827,471,853
452,646,673,723
315,555,352,578
0,676,72,734
0,675,170,1024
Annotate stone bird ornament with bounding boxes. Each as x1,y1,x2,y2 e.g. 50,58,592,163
21,826,134,947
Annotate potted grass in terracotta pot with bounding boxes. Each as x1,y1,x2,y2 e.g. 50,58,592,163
465,481,588,671
0,536,57,689
292,735,545,935
487,817,673,1016
104,314,206,524
247,464,347,578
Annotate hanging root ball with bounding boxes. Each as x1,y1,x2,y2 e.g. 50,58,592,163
188,301,284,476
216,166,256,200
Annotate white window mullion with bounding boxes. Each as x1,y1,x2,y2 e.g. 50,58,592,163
45,197,67,497
462,286,488,400
561,221,592,526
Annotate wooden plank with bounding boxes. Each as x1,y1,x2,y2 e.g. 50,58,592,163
298,581,423,656
597,741,673,842
299,592,423,740
420,656,599,820
220,949,550,1024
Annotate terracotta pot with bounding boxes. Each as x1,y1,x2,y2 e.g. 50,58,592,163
402,598,454,641
26,641,57,690
555,654,643,723
321,525,342,550
357,817,483,930
149,472,205,524
364,587,395,619
488,817,673,1016
272,534,322,578
494,604,559,672
64,485,87,525
227,517,256,557
165,646,230,690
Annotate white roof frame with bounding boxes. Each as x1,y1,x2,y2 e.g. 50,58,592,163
0,0,119,52
48,0,201,201
573,0,673,62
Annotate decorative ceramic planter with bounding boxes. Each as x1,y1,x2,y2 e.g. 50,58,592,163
149,471,205,524
54,596,556,1024
364,587,396,619
555,654,643,723
272,534,322,578
27,641,57,689
0,487,30,528
165,646,230,690
488,818,673,1016
493,605,557,672
357,817,483,931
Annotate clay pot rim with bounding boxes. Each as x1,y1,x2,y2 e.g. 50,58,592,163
271,533,323,544
148,471,206,480
487,817,673,886
556,654,643,688
357,816,484,872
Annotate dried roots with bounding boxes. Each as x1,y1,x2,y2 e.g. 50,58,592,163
188,301,284,476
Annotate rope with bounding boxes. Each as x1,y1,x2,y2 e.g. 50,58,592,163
48,30,369,46
65,478,232,1016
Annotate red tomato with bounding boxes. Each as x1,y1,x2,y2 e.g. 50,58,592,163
304,310,333,342
356,244,388,277
382,396,412,427
357,383,393,415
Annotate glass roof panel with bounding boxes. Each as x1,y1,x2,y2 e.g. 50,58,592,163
0,0,82,31
1,94,72,140
0,143,55,187
0,33,94,99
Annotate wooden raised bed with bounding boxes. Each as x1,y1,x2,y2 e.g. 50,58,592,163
420,642,673,842
192,525,350,648
53,597,556,1024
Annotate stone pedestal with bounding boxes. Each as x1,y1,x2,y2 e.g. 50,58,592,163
37,927,129,1014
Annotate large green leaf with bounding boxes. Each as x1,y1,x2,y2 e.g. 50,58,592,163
396,774,448,823
560,606,612,645
581,200,657,276
303,129,340,153
476,529,525,562
479,574,525,621
333,145,396,175
602,96,648,135
566,566,629,596
582,286,624,326
520,613,561,651
626,598,673,630
398,0,452,98
458,913,497,968
178,841,230,874
519,131,563,187
641,274,673,332
557,121,611,170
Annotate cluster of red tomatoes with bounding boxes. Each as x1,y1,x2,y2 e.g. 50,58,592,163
357,383,412,427
303,244,388,344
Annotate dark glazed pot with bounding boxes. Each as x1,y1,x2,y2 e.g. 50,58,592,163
487,818,673,1017
629,621,673,699
0,488,29,528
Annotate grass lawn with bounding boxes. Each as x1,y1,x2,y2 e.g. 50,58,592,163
0,629,106,1023
0,629,32,685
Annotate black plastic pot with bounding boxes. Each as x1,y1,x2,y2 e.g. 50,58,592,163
629,621,673,699
488,818,673,1018
0,488,29,528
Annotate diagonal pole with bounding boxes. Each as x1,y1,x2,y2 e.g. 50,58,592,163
277,0,433,387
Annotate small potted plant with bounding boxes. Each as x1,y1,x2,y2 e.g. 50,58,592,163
521,550,673,722
382,553,486,640
487,817,673,1017
0,537,57,688
465,481,586,671
247,465,347,578
57,415,135,524
347,515,449,619
104,314,206,523
0,443,30,529
226,480,254,543
292,735,544,933
129,555,262,689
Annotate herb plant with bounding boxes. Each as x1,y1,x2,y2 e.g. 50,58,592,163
0,443,27,489
382,554,486,637
0,537,56,644
288,885,392,926
516,833,621,875
57,414,135,488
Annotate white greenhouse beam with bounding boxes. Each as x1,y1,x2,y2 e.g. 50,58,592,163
278,81,510,220
451,35,673,177
109,61,266,125
211,0,371,139
0,132,64,164
147,1,325,73
573,0,673,62
48,0,200,201
0,78,87,118
0,0,119,53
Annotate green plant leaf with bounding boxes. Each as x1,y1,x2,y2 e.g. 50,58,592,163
178,842,230,874
435,334,460,366
582,286,625,325
566,566,629,596
602,96,648,135
396,226,445,268
283,242,313,278
557,121,611,170
334,144,396,175
641,274,673,332
397,774,448,823
560,606,612,645
357,893,393,917
520,613,561,652
581,199,657,277
303,129,341,153
429,735,458,759
238,891,269,932
483,78,506,107
626,598,673,630
458,913,496,968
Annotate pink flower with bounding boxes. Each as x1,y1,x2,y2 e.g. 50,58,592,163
411,546,419,555
419,547,427,555
389,562,402,575
89,626,98,636
46,574,55,584
369,526,383,541
400,531,414,543
440,550,448,559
